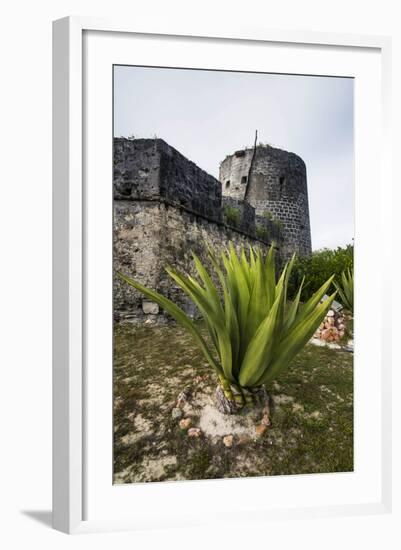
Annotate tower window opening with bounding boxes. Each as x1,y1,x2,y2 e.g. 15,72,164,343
279,176,286,197
241,176,247,184
225,180,230,189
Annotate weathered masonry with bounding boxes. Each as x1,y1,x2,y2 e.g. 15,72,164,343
220,144,312,258
113,137,311,322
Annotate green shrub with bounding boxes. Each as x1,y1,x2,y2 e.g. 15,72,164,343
223,205,241,228
272,218,283,231
262,211,283,233
287,244,353,302
256,224,269,241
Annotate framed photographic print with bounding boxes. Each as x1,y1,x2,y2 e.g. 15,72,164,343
52,17,392,534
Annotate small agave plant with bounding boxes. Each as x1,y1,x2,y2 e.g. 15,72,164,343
118,244,336,414
334,268,353,314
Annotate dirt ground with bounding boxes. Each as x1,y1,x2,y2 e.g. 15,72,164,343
113,322,353,484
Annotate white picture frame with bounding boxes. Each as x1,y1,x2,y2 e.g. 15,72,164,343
52,16,392,534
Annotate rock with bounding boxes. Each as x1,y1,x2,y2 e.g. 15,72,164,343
187,427,201,438
343,339,354,353
171,407,182,420
142,301,159,315
330,327,339,340
323,328,338,341
327,342,341,350
292,402,304,413
255,424,267,436
321,328,332,341
194,374,209,384
179,418,192,430
338,323,345,331
327,309,335,317
223,435,234,448
261,404,271,426
327,316,335,326
331,299,343,312
237,433,252,445
338,330,345,338
176,388,191,408
261,414,271,426
310,337,326,347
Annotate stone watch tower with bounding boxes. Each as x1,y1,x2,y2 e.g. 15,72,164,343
220,143,312,258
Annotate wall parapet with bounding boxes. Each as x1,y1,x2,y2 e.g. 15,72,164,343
114,137,222,222
114,137,281,248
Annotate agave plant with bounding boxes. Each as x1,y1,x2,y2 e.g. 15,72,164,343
118,244,336,413
334,268,353,313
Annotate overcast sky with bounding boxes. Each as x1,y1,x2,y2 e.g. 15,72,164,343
114,65,354,250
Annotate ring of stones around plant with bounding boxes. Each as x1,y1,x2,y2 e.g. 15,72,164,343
113,323,353,484
172,377,272,446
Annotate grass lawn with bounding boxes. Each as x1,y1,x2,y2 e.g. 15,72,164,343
113,322,353,483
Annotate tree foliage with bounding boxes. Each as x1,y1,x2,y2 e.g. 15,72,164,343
287,244,353,302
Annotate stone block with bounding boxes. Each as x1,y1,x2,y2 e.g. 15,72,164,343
142,301,159,315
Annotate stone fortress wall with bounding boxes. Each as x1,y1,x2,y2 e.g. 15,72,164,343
114,137,311,322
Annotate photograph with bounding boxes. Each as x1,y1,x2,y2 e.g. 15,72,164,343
1,0,395,543
112,65,354,484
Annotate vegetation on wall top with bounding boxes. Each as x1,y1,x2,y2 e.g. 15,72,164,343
223,205,241,228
